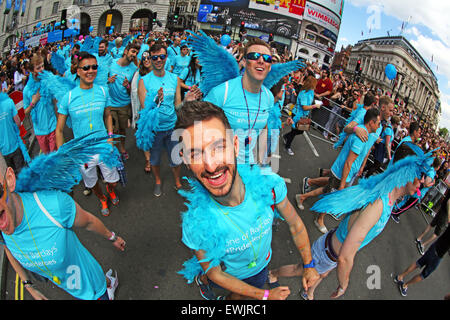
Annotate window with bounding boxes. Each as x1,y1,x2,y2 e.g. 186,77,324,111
35,7,41,20
52,2,60,15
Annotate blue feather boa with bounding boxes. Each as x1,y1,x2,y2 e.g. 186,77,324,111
135,94,160,151
177,164,282,283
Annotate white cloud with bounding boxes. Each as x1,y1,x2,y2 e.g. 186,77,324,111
438,94,450,129
347,0,450,46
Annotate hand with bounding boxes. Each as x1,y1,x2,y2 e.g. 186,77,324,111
27,286,49,300
314,104,321,109
108,74,118,84
157,87,164,103
123,77,130,89
268,286,291,300
302,267,320,291
31,90,41,105
113,236,126,252
184,85,202,102
330,285,346,299
286,117,294,126
354,126,368,142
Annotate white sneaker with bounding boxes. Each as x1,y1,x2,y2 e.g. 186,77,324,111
106,269,118,300
286,148,294,156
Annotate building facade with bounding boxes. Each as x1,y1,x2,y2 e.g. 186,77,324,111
346,36,441,129
0,0,171,52
330,44,352,72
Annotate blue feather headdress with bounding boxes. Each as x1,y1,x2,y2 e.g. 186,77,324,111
15,131,120,193
311,149,434,218
178,164,283,282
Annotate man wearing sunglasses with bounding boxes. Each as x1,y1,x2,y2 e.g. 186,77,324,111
0,153,125,300
56,52,120,217
204,38,274,165
107,42,140,160
139,43,184,197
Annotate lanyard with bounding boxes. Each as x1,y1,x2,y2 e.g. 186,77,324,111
211,197,264,268
241,78,261,146
9,203,62,285
80,88,96,131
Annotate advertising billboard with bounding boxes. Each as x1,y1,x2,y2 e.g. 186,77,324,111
303,1,341,36
198,0,299,37
248,0,306,20
309,0,344,19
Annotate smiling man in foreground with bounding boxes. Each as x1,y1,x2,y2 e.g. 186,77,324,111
175,101,319,300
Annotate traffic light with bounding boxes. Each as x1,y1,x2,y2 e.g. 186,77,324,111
60,9,67,30
355,59,361,71
269,33,273,42
152,12,157,23
174,7,180,20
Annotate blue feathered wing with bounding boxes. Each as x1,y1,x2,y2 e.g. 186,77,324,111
15,131,120,193
186,30,239,97
263,59,306,89
311,151,434,218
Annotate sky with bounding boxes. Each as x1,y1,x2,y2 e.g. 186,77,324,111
334,0,450,130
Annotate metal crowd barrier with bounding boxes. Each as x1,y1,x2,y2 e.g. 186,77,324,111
419,180,448,219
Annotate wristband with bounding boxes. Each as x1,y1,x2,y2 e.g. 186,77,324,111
303,259,315,269
353,126,357,132
108,232,118,242
22,280,33,288
108,132,113,137
262,289,270,300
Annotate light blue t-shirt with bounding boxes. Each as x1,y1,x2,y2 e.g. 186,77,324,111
107,59,137,108
58,85,109,139
3,191,107,300
179,67,201,87
182,171,287,280
331,125,369,183
167,45,180,61
142,71,179,132
336,193,394,250
171,54,191,76
23,79,57,136
93,53,113,86
137,44,150,61
111,47,125,59
292,89,314,129
0,95,20,156
204,76,274,164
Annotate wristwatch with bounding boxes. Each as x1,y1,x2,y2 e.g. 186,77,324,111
22,280,34,288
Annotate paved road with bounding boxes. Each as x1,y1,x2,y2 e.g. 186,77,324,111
3,126,450,300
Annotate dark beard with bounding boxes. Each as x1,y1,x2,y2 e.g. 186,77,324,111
194,156,238,199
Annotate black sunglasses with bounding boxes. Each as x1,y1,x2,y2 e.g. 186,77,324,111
78,64,98,71
151,54,167,61
246,52,272,63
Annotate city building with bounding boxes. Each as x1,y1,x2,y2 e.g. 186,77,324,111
330,44,352,72
0,0,171,52
346,36,441,129
194,0,344,68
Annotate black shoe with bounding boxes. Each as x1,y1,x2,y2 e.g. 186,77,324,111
391,214,400,223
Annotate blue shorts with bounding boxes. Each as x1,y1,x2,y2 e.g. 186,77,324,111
210,266,269,290
150,130,182,167
311,232,338,275
416,243,442,279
